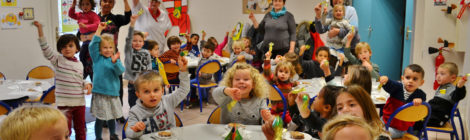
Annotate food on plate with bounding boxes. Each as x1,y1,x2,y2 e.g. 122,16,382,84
290,131,305,139
158,131,172,137
375,96,386,101
35,82,42,86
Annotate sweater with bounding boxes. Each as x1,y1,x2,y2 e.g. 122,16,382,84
257,11,296,51
200,35,229,57
428,84,466,127
38,37,88,107
159,50,180,80
89,35,125,96
229,52,253,66
213,86,268,125
344,47,380,79
124,27,152,82
68,7,100,34
196,56,216,85
99,11,131,45
299,58,342,81
125,72,189,138
180,43,200,57
382,80,426,131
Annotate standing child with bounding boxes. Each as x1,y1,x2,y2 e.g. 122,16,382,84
125,57,189,139
159,36,183,84
124,15,152,108
212,63,272,125
230,40,254,65
89,22,126,140
69,0,101,40
428,62,467,127
33,21,92,140
336,85,392,140
344,65,372,94
378,64,426,138
345,33,380,79
181,33,200,57
298,46,343,81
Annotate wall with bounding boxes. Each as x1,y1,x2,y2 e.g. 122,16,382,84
413,0,470,135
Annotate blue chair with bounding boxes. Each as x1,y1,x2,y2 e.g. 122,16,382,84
426,102,465,140
26,85,55,104
0,101,12,115
0,72,6,80
385,102,431,140
122,112,183,139
269,84,288,121
207,106,221,124
187,60,222,112
308,95,317,108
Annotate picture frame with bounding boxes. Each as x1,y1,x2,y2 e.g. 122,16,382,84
23,8,34,20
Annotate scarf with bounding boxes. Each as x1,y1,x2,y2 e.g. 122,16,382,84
270,7,286,19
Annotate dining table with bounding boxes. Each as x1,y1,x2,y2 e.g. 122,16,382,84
185,56,230,69
0,80,52,108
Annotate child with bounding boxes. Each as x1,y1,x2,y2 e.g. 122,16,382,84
336,85,391,140
181,33,200,57
344,65,372,94
212,63,272,125
159,36,182,84
33,21,91,140
125,57,189,138
124,15,152,108
89,22,126,140
291,85,344,139
298,46,343,81
200,31,229,57
345,33,380,79
147,40,161,71
69,0,101,39
195,42,217,85
321,115,376,140
379,64,426,138
0,106,69,140
230,40,253,65
283,52,303,81
428,62,467,127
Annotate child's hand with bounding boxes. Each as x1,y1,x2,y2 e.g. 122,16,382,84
170,59,177,64
249,12,256,21
130,121,146,132
295,93,311,118
379,76,389,85
33,21,42,28
362,60,373,71
261,119,275,140
224,87,241,101
97,22,107,31
231,28,236,37
320,60,329,70
178,56,188,72
130,14,139,25
260,109,274,122
274,55,283,63
457,75,468,88
237,55,246,63
347,31,355,41
225,31,229,37
412,98,422,106
338,53,345,64
111,52,120,63
314,3,322,18
84,83,92,95
295,93,309,106
288,93,298,106
72,0,77,6
265,51,272,60
79,23,87,29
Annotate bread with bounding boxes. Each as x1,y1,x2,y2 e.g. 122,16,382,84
376,96,386,101
28,88,37,92
35,82,41,86
290,131,304,139
158,131,172,137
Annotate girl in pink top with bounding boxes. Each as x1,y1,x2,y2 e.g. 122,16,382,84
69,0,101,36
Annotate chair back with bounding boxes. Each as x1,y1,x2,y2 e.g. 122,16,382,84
195,60,222,84
122,119,128,139
26,66,55,80
385,102,431,139
0,101,11,115
175,112,183,127
426,101,464,140
163,63,180,73
0,72,5,80
222,50,231,58
207,106,221,124
269,84,288,121
309,95,317,108
40,85,56,104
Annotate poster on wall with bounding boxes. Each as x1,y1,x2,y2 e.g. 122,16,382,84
1,0,17,7
60,0,79,33
434,0,447,6
243,0,273,14
1,12,22,29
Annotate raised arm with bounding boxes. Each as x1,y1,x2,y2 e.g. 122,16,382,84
249,12,259,29
34,21,60,66
68,0,78,20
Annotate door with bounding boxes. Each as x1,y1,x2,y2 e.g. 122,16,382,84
353,0,406,80
402,0,415,71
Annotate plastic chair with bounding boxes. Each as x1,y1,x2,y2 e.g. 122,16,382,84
207,106,221,124
385,102,431,140
222,50,231,58
163,62,180,94
26,66,55,84
26,85,55,104
188,60,222,112
269,84,288,121
122,112,183,139
308,95,317,108
0,101,11,115
426,102,465,140
174,112,183,127
0,72,5,80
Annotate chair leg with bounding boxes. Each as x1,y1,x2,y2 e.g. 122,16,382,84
456,110,465,140
199,87,204,113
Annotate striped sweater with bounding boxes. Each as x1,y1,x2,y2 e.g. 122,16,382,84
38,37,88,106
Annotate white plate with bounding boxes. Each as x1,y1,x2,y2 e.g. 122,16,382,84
151,131,175,140
282,131,315,140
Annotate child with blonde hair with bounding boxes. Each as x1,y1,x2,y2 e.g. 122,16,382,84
89,22,126,140
345,33,380,79
0,105,69,140
321,115,376,140
212,63,272,125
230,40,253,65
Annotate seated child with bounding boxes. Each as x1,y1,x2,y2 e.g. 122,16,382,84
428,62,467,127
69,0,100,39
379,64,426,138
298,46,343,81
147,40,161,71
344,65,372,94
181,33,200,57
125,57,189,138
194,42,218,85
345,33,380,79
200,31,229,57
283,52,303,81
159,36,183,84
0,106,69,140
321,115,376,140
212,63,272,125
230,40,253,65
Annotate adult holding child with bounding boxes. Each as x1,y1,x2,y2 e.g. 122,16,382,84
249,0,296,59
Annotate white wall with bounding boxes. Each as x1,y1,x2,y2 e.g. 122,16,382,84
413,0,470,135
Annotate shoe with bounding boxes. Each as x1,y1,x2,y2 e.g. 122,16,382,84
117,117,126,123
110,134,119,140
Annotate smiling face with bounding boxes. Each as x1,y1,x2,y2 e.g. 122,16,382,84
336,92,364,118
232,69,253,99
100,40,115,57
149,0,161,11
136,81,164,108
100,0,115,14
60,41,78,58
273,0,285,11
333,7,344,20
170,43,181,52
233,46,242,55
401,68,424,92
436,67,456,85
190,36,199,45
79,0,93,13
30,118,70,140
132,35,144,50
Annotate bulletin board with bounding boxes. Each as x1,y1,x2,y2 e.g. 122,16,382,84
60,0,78,33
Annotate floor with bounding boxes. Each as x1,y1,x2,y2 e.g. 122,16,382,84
69,81,465,140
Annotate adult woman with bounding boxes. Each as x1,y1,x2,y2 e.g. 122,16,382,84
132,0,172,55
99,0,132,44
249,0,296,59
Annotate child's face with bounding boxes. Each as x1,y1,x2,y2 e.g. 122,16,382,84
276,67,291,82
61,41,78,58
30,118,70,140
401,68,424,92
436,67,456,85
233,46,242,55
190,36,199,45
150,45,160,58
202,48,214,59
316,50,329,63
100,40,115,58
170,43,181,52
232,69,253,98
336,92,364,118
242,38,250,47
313,92,329,115
357,48,371,62
333,8,344,20
136,81,164,108
132,35,144,50
80,0,93,13
343,69,352,85
334,125,372,140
